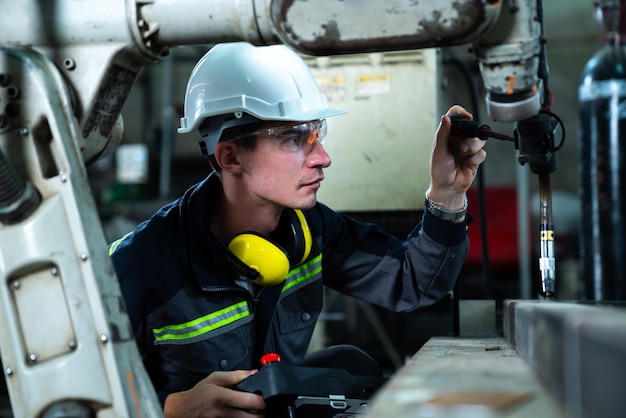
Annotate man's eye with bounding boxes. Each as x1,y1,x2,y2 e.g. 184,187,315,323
287,135,306,146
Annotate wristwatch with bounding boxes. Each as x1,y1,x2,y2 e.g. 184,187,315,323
424,192,468,222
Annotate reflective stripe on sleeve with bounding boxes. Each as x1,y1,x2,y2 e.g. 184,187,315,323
108,232,132,256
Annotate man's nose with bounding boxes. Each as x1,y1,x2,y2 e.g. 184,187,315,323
308,140,332,168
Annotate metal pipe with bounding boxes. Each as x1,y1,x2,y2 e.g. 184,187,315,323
517,164,532,299
159,52,174,199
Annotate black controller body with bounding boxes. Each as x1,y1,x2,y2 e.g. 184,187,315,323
234,362,386,417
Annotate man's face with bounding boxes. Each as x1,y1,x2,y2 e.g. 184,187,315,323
236,119,332,210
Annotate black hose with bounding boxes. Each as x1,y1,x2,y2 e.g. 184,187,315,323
0,149,41,224
0,149,25,206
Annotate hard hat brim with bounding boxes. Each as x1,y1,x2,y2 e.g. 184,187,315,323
178,104,346,134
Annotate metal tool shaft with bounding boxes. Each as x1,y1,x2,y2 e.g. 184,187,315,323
538,174,555,296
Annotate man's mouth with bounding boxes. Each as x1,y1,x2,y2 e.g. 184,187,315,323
303,176,324,188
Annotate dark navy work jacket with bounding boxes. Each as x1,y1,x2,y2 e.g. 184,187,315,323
109,173,469,403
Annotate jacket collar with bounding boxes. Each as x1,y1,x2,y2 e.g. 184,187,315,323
184,172,259,290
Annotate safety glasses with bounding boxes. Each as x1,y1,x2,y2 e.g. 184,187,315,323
229,119,327,153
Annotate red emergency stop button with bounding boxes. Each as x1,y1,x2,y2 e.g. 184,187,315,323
260,352,281,366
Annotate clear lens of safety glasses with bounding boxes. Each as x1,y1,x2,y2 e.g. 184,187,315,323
229,119,327,152
270,119,327,152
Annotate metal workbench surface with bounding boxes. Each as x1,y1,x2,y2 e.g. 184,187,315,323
366,337,563,418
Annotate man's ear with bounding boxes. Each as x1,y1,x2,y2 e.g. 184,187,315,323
213,141,243,174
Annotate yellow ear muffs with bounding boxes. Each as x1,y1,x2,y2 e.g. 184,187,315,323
227,209,313,286
228,233,290,286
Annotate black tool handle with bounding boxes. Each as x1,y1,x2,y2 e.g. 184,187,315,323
448,114,492,140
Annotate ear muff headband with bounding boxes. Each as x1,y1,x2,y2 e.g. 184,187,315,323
293,209,312,265
228,233,290,286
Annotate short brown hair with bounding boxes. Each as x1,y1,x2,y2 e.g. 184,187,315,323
219,123,263,150
206,122,263,174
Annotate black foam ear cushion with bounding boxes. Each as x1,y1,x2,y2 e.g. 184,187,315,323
270,209,305,266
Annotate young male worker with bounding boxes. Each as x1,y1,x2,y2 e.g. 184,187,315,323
109,42,487,417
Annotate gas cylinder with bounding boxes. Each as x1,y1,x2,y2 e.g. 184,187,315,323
579,0,626,300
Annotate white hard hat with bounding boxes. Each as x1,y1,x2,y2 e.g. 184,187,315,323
177,42,345,154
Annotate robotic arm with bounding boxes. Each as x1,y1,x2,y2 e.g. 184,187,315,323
269,0,561,295
0,0,550,161
0,0,546,163
0,1,558,417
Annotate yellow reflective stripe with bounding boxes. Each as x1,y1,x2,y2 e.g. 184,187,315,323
108,232,131,256
283,253,322,293
153,301,250,342
108,238,123,256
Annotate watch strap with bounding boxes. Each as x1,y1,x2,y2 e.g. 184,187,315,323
424,192,468,222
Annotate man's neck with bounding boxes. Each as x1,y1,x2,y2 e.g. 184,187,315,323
210,185,282,245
